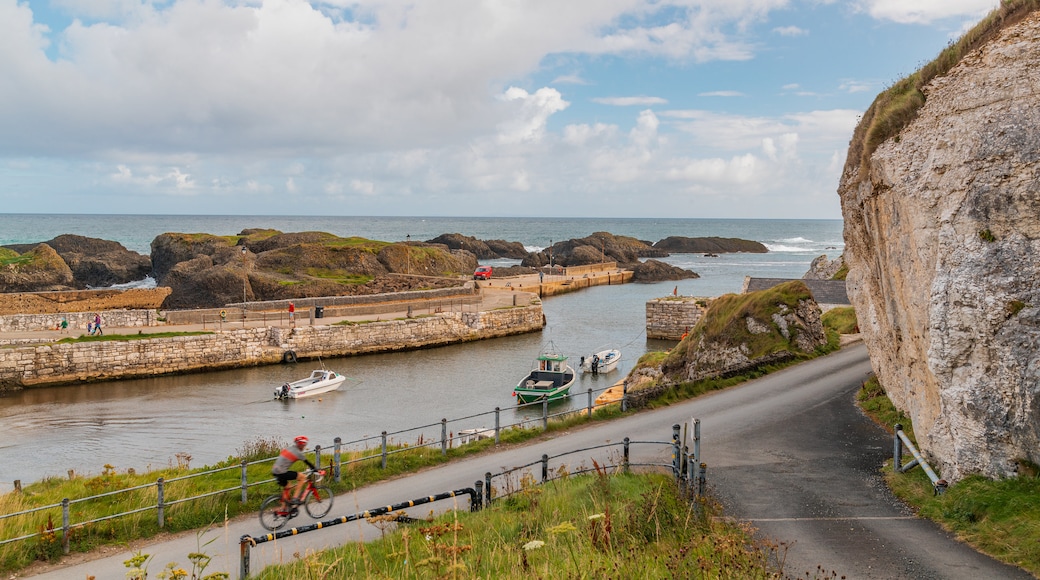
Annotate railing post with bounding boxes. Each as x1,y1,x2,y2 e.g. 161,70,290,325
314,445,322,470
240,460,248,503
698,463,707,497
333,437,342,482
693,418,701,466
542,398,548,430
441,419,448,455
672,424,681,479
61,498,70,554
623,437,630,474
622,380,628,412
485,472,493,506
686,449,696,484
894,423,903,472
587,388,593,418
240,535,251,579
381,431,388,469
494,407,501,444
157,477,165,528
541,454,549,483
473,480,483,512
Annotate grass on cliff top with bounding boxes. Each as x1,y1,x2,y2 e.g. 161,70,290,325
251,472,782,580
668,280,818,364
848,0,1040,179
857,376,1040,576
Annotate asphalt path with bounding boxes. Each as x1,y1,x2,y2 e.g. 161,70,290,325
24,343,1032,579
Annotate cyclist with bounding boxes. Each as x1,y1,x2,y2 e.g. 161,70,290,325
272,435,316,509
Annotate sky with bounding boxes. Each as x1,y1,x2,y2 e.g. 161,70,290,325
0,0,1003,219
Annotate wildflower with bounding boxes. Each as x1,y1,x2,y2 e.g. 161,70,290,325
548,521,578,535
522,539,545,551
588,513,605,521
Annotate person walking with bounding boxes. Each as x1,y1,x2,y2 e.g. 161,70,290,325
288,302,296,328
93,313,103,336
60,317,68,334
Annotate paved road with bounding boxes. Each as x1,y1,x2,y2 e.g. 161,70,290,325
23,344,1031,579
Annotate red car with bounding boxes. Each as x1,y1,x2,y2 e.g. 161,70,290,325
473,266,493,280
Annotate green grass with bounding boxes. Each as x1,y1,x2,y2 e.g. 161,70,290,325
821,306,857,334
54,331,214,344
303,268,373,285
251,472,783,579
0,248,30,266
857,377,1040,576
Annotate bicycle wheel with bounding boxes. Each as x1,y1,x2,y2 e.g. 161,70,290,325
305,485,334,518
259,494,292,531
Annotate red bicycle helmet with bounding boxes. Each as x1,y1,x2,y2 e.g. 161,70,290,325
294,435,308,446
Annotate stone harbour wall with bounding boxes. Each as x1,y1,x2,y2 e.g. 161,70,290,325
0,305,544,389
0,310,159,334
646,297,708,340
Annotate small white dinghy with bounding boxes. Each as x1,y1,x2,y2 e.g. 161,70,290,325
579,348,621,375
275,369,346,400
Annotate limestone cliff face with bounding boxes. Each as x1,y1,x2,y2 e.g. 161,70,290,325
838,11,1040,479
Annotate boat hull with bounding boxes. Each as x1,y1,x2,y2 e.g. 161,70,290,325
514,370,576,404
580,349,621,374
275,370,346,399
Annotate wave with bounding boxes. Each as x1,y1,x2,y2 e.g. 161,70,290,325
89,276,158,290
777,237,814,244
764,244,822,253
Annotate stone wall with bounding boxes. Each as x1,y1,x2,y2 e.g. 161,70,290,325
0,305,544,389
646,297,708,340
0,310,159,334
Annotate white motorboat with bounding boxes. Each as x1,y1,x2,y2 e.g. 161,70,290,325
275,369,346,400
579,348,621,374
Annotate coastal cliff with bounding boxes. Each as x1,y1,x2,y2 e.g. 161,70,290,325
838,5,1040,479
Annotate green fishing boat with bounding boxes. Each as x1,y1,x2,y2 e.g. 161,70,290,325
513,350,576,404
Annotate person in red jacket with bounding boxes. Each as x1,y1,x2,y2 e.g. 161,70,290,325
271,436,315,509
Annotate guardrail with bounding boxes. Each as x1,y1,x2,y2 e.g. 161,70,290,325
237,421,707,579
1,380,655,555
893,423,948,495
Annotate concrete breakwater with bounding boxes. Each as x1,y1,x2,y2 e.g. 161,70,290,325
0,304,544,390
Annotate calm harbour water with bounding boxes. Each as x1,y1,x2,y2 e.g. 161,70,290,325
0,215,843,489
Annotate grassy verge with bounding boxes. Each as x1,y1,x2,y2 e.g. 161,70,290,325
55,331,214,343
249,472,782,579
857,377,1040,576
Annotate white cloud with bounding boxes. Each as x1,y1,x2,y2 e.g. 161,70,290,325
593,96,668,106
698,90,744,97
774,25,808,36
859,0,998,24
496,87,569,145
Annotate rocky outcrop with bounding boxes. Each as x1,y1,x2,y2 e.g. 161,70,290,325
803,253,846,280
0,244,74,292
653,236,767,254
427,234,529,260
152,230,474,309
630,259,699,283
662,280,826,382
3,235,151,289
521,232,667,268
838,8,1040,479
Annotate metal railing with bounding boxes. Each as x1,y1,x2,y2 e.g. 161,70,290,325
893,423,948,495
237,421,708,579
1,380,647,553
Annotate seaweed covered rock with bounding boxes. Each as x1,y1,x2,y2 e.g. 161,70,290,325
630,259,699,283
522,232,667,268
4,235,151,288
653,236,767,254
427,234,528,260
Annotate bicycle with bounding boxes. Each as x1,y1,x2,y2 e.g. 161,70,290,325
258,468,334,531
